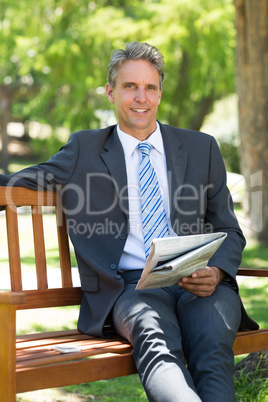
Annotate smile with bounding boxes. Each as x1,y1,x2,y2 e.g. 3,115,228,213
131,109,148,113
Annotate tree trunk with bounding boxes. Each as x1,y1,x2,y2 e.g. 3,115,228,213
234,350,268,379
168,50,190,128
189,93,215,131
234,0,268,243
0,86,12,174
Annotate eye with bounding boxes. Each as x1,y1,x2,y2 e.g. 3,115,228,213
147,85,157,91
124,83,135,89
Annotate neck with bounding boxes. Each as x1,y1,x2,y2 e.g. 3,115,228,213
118,124,158,141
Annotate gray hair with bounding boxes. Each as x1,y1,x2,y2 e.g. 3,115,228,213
107,42,165,90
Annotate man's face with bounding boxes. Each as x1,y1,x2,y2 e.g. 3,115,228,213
106,59,162,140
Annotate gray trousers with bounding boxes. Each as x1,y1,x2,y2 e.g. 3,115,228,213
112,271,241,402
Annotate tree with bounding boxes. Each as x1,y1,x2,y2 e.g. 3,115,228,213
234,0,268,244
1,0,236,170
0,0,47,172
150,0,236,130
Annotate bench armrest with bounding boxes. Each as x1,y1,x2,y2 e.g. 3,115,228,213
237,268,268,277
0,291,26,305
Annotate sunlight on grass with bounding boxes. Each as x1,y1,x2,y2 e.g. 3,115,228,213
16,306,80,335
63,376,147,401
237,277,268,329
241,242,268,268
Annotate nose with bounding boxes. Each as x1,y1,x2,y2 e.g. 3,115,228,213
135,87,146,103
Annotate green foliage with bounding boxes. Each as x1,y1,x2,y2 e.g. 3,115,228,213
151,0,236,129
1,0,236,134
29,135,65,160
219,140,240,173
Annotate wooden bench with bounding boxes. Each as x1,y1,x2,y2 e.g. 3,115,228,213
0,186,267,401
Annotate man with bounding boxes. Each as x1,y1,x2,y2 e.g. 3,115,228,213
0,42,258,401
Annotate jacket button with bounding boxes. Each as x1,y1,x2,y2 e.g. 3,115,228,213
110,264,117,270
114,274,121,280
119,233,127,240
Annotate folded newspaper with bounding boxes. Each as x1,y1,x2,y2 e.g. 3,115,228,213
136,232,227,290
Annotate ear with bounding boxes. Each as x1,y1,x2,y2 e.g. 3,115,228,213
158,91,162,105
106,83,114,103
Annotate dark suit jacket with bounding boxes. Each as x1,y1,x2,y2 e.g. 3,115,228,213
0,123,258,335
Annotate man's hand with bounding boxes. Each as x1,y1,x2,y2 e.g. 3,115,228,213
178,266,225,297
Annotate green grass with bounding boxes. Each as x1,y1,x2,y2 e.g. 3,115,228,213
234,369,268,402
63,376,147,401
237,278,268,329
241,242,268,268
16,306,80,335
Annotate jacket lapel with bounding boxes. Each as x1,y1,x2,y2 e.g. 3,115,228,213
100,127,129,215
160,123,188,221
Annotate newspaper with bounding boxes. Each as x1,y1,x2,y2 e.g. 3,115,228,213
136,232,227,290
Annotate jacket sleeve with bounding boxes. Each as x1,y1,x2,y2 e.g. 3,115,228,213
0,133,79,190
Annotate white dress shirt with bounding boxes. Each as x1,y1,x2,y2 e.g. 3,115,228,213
117,123,177,271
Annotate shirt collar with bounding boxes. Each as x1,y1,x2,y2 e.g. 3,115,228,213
117,122,164,159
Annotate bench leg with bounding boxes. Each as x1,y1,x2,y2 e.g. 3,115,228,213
0,303,16,402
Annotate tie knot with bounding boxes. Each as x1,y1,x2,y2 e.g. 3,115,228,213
138,142,152,157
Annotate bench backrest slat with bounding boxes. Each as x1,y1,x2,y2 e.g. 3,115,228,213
0,186,76,309
32,205,48,290
56,205,73,288
6,205,23,291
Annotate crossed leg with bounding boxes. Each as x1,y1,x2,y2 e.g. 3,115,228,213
113,281,240,402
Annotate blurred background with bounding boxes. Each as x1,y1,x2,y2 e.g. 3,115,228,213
0,0,239,163
1,0,267,244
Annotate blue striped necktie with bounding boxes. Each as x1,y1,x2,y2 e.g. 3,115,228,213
138,142,169,258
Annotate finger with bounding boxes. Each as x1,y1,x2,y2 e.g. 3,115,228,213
180,274,215,286
191,267,214,278
178,281,216,297
178,275,217,291
179,280,215,291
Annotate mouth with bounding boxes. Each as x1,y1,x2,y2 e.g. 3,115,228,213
131,108,149,114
